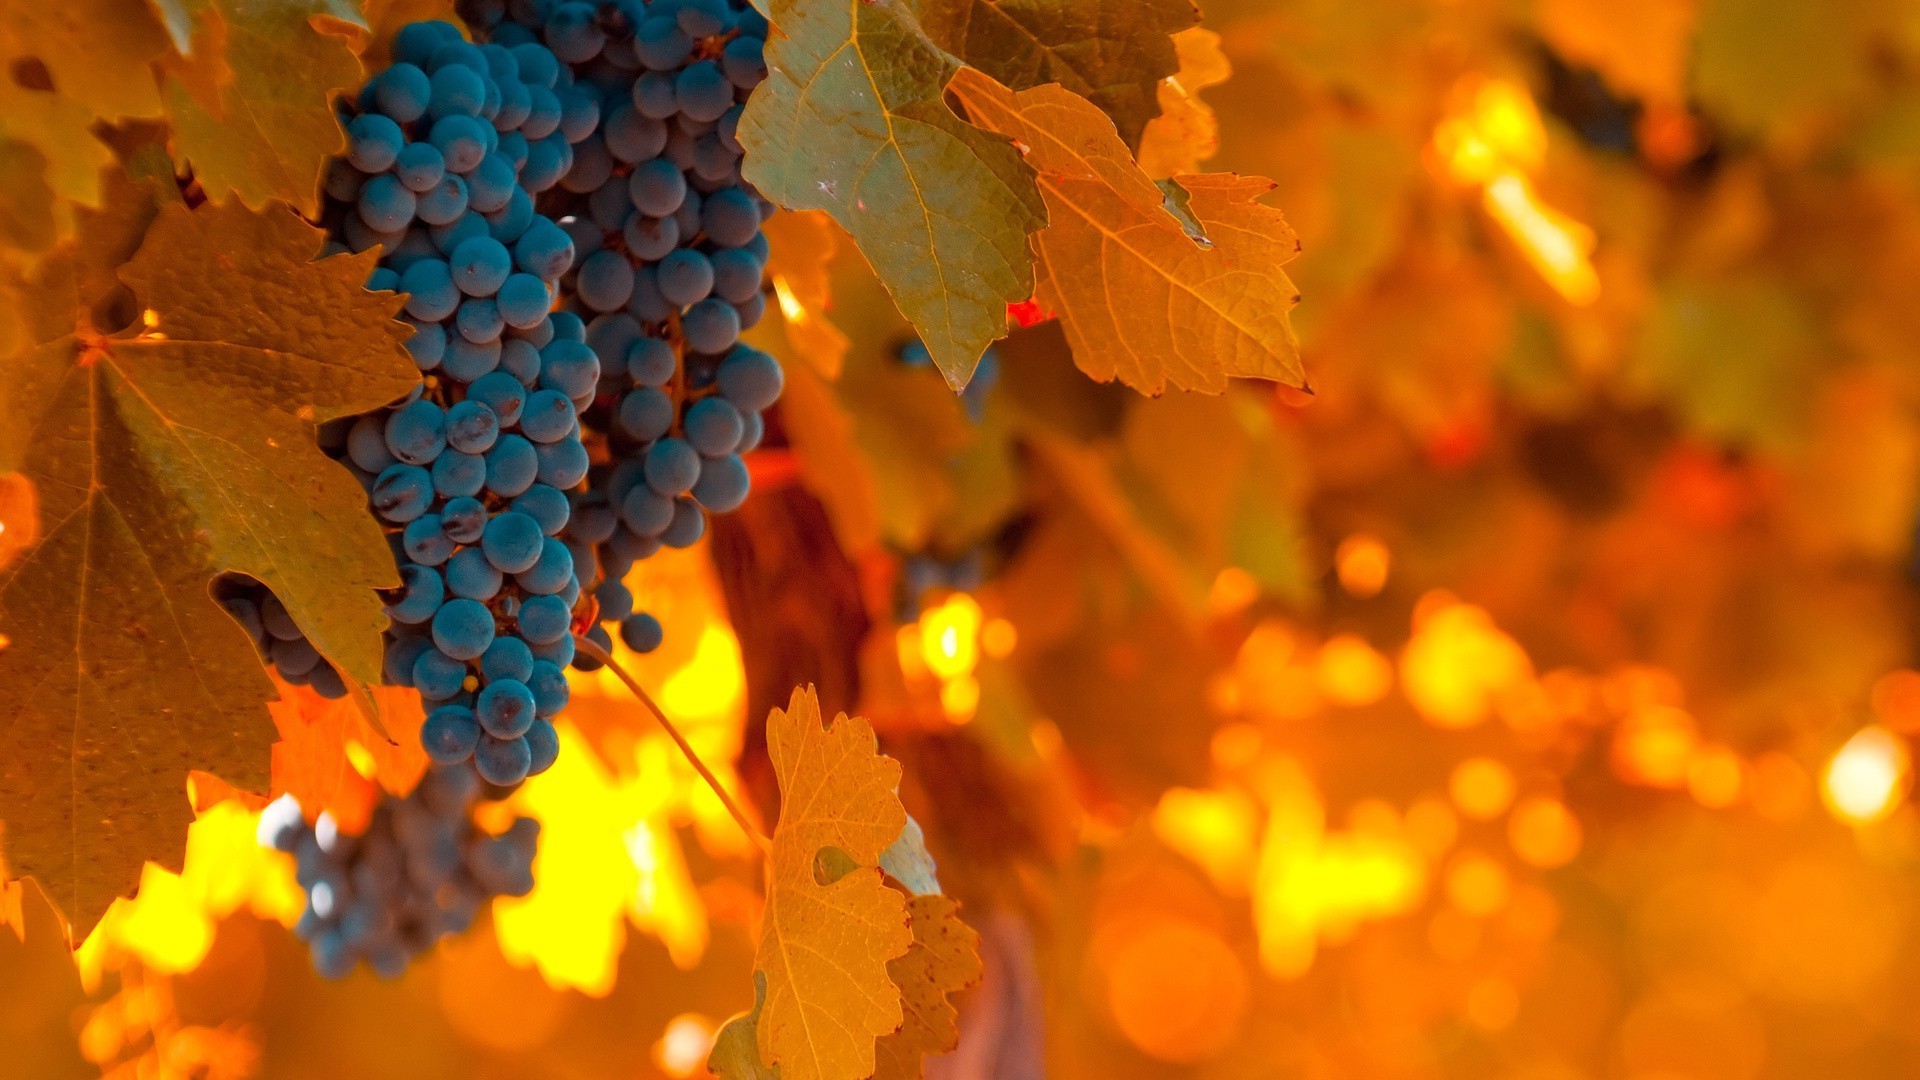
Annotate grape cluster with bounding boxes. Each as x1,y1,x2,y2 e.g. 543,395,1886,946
218,576,349,699
458,0,785,665
320,19,612,788
257,770,537,978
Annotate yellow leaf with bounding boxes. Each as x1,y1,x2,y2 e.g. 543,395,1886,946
754,686,912,1080
952,73,1304,394
1136,26,1230,178
762,210,850,380
0,0,171,122
871,895,984,1080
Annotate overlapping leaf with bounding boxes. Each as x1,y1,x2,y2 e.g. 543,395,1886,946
0,194,416,934
872,895,983,1080
917,0,1198,148
269,683,427,834
738,0,1046,388
1135,26,1230,178
951,73,1303,394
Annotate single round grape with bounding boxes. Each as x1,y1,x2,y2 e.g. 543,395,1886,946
692,452,750,512
585,315,643,381
445,399,501,455
467,153,518,213
259,593,300,641
403,514,456,565
550,310,585,342
620,485,675,537
432,597,496,661
561,134,616,194
535,438,589,488
572,623,613,670
374,62,433,122
443,335,502,381
622,211,680,261
627,263,674,322
521,82,564,140
514,219,575,279
348,415,397,473
403,319,447,372
511,42,559,88
372,463,435,522
468,371,528,427
400,259,459,322
357,173,417,233
416,173,470,226
737,290,767,329
709,246,764,304
389,146,442,199
722,34,766,89
526,660,569,719
616,386,674,442
501,336,543,385
385,399,447,466
383,564,444,626
485,434,540,496
738,410,765,452
538,339,600,400
701,187,761,248
431,210,489,256
487,186,536,243
524,132,575,193
422,705,481,764
441,495,488,543
655,248,715,307
518,389,577,443
431,114,490,173
511,484,570,536
684,396,744,456
682,297,740,353
628,158,686,218
450,235,514,297
644,437,701,496
517,537,574,594
716,345,784,410
572,500,619,545
626,338,676,388
678,0,729,36
497,273,552,328
428,63,488,120
494,79,533,131
482,510,545,573
272,635,322,678
675,60,733,123
605,105,668,163
481,636,536,685
347,113,404,173
530,633,577,667
456,297,505,343
325,158,366,203
474,734,532,786
515,593,572,645
673,186,704,236
631,70,678,119
660,496,707,548
412,645,468,702
476,678,537,739
384,633,433,687
620,612,664,653
432,449,487,498
445,546,504,600
575,249,636,312
557,83,601,142
525,719,560,775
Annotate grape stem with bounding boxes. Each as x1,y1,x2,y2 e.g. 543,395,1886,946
572,632,772,854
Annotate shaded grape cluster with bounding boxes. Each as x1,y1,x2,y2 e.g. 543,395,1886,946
459,0,784,666
257,769,537,978
218,575,349,699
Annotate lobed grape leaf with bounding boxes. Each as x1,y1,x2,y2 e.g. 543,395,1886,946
871,895,984,1080
747,686,913,1080
269,682,427,834
161,0,363,216
738,0,1047,389
0,194,416,935
951,73,1304,394
917,0,1199,150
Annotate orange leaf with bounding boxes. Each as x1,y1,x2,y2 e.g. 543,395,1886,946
268,683,426,834
871,895,984,1080
754,686,912,1080
1135,27,1231,179
951,72,1304,394
762,210,849,381
0,471,35,575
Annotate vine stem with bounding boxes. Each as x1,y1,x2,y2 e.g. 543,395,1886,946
572,632,772,855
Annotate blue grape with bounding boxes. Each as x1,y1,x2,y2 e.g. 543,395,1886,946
501,336,544,384
655,249,714,306
628,158,685,217
561,135,615,194
557,84,602,142
432,597,497,660
497,273,552,327
527,660,569,718
385,399,447,465
575,249,636,312
702,187,760,247
692,452,749,512
374,62,433,122
358,173,417,232
403,514,456,565
682,298,740,353
487,186,537,242
516,593,572,645
521,83,564,140
451,235,514,297
433,449,487,498
530,633,576,667
413,646,469,700
431,114,491,172
525,719,560,774
627,264,674,322
721,35,765,88
482,510,545,572
446,546,505,600
432,210,490,255
494,79,533,131
684,396,743,456
535,438,590,488
644,437,701,496
738,410,764,453
487,435,540,497
429,63,488,120
709,246,763,304
623,212,680,261
605,105,668,163
457,297,505,343
675,60,732,122
442,496,488,543
736,290,766,329
538,339,600,399
476,678,537,738
620,485,674,537
482,636,536,683
395,141,447,192
468,371,528,426
512,42,559,88
631,71,677,118
467,154,518,213
717,345,783,410
635,16,692,70
423,705,482,763
517,537,574,594
626,338,676,387
511,484,571,535
444,335,502,381
519,389,577,443
445,399,501,454
616,387,674,442
400,259,460,321
416,173,470,226
660,496,706,548
550,310,586,341
388,564,445,624
474,734,532,785
348,113,405,172
572,501,619,546
403,320,447,373
348,415,397,473
678,0,729,37
325,158,366,202
514,219,575,278
372,464,435,522
620,612,664,653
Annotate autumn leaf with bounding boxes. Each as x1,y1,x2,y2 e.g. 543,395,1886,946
0,473,36,575
761,210,851,381
0,195,416,934
738,0,1046,389
161,0,363,216
269,683,427,835
917,0,1199,148
951,73,1304,394
0,0,172,123
749,686,912,1080
1135,26,1230,179
871,895,983,1080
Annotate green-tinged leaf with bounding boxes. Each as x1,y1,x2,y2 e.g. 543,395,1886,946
951,73,1304,394
708,974,779,1080
879,813,942,896
0,194,416,934
161,0,362,216
917,0,1198,148
1632,277,1822,449
739,0,1046,389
